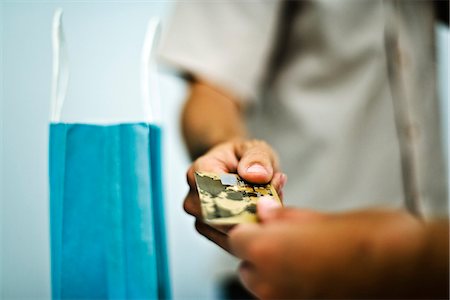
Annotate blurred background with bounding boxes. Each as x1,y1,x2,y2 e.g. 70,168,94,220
0,1,448,299
1,2,238,299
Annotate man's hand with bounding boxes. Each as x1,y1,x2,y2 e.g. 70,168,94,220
228,200,449,299
183,139,287,252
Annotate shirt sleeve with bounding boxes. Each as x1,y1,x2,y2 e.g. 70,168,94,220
158,1,281,102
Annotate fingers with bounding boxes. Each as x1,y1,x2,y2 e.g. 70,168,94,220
238,261,261,298
194,142,240,173
238,261,277,300
183,139,287,258
229,223,264,261
183,190,201,218
185,190,234,253
184,164,203,220
184,139,283,221
257,196,283,221
271,172,287,199
230,224,285,299
194,219,231,253
186,165,197,191
235,140,279,184
184,141,240,218
187,139,283,192
187,142,240,193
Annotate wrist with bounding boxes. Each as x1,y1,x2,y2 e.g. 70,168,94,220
187,132,247,161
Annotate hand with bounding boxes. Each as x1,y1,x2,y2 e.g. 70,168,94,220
183,139,287,252
229,200,449,299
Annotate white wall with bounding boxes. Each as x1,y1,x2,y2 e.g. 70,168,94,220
1,2,237,299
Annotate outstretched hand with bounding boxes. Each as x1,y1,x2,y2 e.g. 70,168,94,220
183,139,286,252
229,199,448,299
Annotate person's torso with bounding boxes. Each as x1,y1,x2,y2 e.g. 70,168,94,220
247,0,445,214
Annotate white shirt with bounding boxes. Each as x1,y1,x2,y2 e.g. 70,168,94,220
160,0,447,218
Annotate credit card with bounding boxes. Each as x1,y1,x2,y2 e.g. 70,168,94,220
194,171,281,224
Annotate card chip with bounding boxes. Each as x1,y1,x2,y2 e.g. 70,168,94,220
220,173,238,186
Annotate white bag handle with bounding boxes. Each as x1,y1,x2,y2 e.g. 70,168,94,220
50,8,69,123
141,18,162,125
51,9,161,124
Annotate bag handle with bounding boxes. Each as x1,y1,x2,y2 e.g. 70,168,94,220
141,18,162,124
50,10,161,124
50,8,69,123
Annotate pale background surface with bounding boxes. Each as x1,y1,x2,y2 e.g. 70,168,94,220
1,2,237,299
0,2,448,299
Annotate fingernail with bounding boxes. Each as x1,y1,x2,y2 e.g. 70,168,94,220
259,196,281,209
257,196,281,220
246,164,268,174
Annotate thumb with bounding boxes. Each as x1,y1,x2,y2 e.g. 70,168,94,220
257,196,282,222
236,140,278,184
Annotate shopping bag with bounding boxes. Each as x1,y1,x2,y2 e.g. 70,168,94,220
49,9,170,299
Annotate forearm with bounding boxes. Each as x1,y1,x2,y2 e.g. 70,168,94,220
416,220,449,298
372,218,449,298
182,80,247,160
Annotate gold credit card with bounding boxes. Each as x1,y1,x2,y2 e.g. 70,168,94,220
194,171,281,225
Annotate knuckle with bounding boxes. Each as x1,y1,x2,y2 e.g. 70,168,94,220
246,138,268,147
183,198,191,214
185,167,192,182
242,151,272,168
194,220,204,234
247,147,270,158
248,140,269,151
186,166,196,186
194,154,216,171
241,140,279,168
193,157,205,170
183,194,199,216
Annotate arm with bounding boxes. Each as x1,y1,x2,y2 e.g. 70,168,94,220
181,79,286,249
182,79,282,185
181,80,247,160
229,200,449,299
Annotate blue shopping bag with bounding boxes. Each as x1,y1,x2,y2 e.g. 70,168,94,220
49,10,170,299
